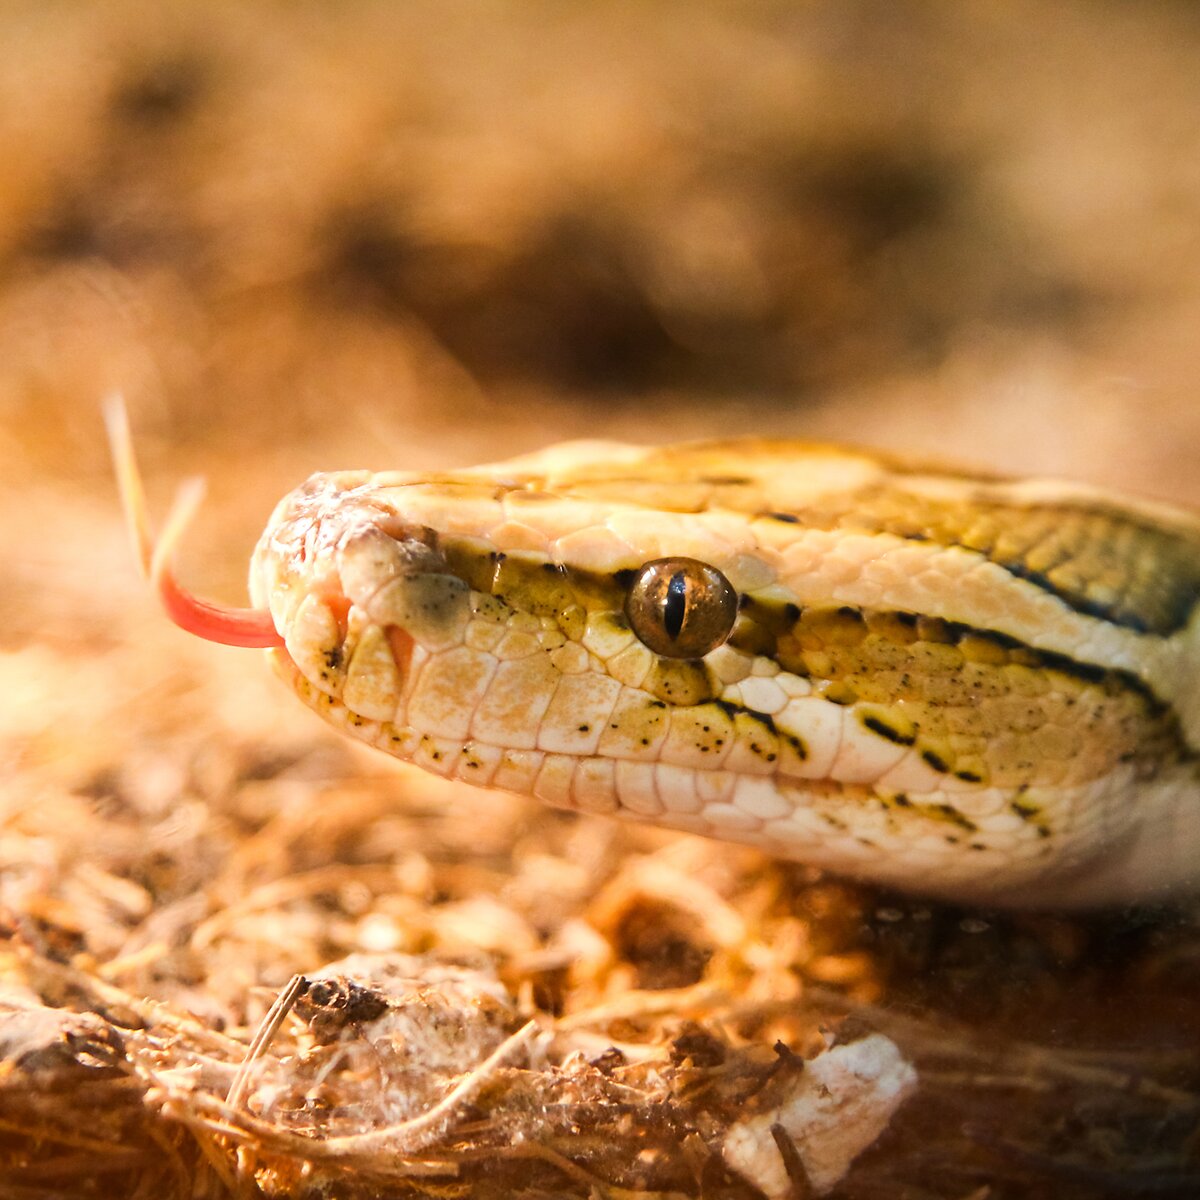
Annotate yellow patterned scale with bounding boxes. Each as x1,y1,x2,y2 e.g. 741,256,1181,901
109,412,1200,906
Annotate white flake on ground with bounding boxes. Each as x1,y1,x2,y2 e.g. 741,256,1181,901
723,1034,917,1197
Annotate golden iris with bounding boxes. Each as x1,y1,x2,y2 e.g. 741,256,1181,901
625,557,738,658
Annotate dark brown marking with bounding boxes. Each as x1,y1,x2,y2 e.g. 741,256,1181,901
929,803,978,832
820,484,1200,636
860,714,916,745
922,748,950,773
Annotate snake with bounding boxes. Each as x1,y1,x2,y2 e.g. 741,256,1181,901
107,404,1200,907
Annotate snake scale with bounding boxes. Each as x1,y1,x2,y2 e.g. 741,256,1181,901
109,407,1200,907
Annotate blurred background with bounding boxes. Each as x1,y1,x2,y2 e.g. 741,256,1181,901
4,0,1200,484
3,5,1200,1194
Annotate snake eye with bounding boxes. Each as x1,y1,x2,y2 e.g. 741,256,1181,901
625,557,738,659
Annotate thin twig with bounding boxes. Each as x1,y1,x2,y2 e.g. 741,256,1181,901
226,973,307,1111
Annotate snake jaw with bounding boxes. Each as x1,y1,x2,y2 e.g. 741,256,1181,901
104,397,286,649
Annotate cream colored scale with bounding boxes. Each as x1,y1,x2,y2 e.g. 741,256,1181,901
107,410,1200,907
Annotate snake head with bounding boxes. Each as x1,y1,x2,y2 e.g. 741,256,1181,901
108,404,1200,905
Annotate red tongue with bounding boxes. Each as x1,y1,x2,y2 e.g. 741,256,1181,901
154,555,287,648
104,398,286,649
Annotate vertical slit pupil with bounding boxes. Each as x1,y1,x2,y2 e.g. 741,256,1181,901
663,570,688,639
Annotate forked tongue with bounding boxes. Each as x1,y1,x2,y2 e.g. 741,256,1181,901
103,398,285,648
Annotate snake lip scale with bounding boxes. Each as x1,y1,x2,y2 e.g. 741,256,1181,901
108,405,1200,908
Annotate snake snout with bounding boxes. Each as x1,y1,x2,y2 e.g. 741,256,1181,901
269,523,473,724
337,527,471,653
